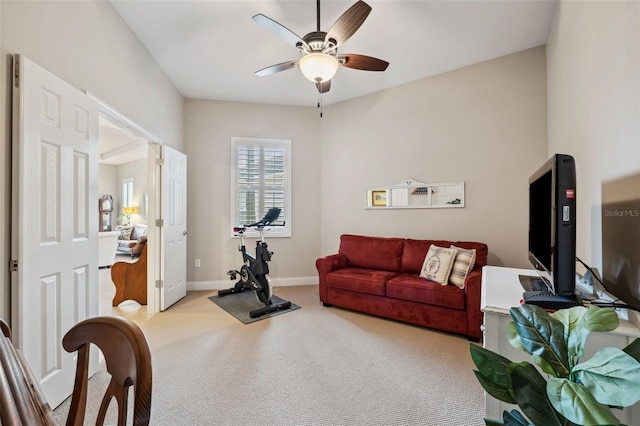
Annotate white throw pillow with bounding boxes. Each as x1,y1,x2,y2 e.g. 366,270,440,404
448,245,477,289
117,226,133,240
420,245,457,285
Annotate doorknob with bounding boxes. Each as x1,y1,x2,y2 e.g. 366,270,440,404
183,230,188,236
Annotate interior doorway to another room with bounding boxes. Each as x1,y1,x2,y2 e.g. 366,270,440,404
98,114,153,324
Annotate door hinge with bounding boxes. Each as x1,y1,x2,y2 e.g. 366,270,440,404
9,259,18,272
156,218,164,227
155,280,163,289
14,57,19,88
156,158,164,166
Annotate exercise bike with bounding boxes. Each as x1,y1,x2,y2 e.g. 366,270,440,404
218,207,292,318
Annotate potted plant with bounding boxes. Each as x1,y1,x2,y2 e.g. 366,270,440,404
470,304,640,425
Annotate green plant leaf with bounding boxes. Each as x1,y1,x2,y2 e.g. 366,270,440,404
509,362,568,426
554,306,618,364
531,354,557,376
503,409,532,426
547,377,621,425
508,323,557,375
470,344,516,403
573,347,640,407
474,370,516,404
510,305,570,377
507,321,525,352
623,338,640,362
550,306,588,343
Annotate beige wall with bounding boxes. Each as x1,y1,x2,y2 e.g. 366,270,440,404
320,47,548,267
184,100,321,287
0,1,184,320
185,48,547,288
547,1,640,272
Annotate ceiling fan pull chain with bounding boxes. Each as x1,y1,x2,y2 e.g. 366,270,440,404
317,93,324,118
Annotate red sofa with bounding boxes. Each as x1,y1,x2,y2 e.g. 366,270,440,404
316,234,488,340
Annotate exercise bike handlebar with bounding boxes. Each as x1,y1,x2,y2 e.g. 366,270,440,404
233,221,286,234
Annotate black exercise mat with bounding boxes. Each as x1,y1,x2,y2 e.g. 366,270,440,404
209,291,300,324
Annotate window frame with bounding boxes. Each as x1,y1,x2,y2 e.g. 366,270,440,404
122,178,133,208
230,137,291,238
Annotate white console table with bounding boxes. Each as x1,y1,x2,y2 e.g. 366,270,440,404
481,265,640,424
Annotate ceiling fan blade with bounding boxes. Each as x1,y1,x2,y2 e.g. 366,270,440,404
316,80,331,93
256,61,298,77
338,54,389,71
252,14,305,48
325,1,372,47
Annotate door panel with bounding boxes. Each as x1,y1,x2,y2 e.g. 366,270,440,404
11,55,99,408
161,146,187,310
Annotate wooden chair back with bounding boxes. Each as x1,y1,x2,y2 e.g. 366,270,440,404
62,316,152,426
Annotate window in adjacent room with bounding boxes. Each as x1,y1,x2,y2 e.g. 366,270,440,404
122,178,133,208
231,137,291,237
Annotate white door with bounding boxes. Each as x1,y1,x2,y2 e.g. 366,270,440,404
160,145,187,310
11,55,99,407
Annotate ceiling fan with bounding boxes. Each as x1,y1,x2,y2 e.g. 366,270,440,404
253,0,389,94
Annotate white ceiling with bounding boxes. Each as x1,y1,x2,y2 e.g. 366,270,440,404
99,117,148,165
111,0,559,107
103,0,558,163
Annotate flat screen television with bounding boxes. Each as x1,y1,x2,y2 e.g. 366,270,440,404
522,154,577,303
601,174,640,311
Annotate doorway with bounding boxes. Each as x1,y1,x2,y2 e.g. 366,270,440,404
97,114,152,322
92,95,164,321
93,94,187,317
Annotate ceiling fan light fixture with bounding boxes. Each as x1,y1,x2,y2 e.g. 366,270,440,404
299,53,339,83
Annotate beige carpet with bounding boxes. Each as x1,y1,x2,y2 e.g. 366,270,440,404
54,285,485,425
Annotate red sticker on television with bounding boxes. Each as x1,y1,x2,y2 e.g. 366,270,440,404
566,189,575,199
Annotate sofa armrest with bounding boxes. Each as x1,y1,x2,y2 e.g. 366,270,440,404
316,253,348,302
464,267,484,340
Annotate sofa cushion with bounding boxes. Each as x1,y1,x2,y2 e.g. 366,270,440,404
419,245,457,285
326,268,399,296
387,273,465,310
339,234,404,272
453,241,488,267
401,239,454,273
131,224,148,241
448,246,477,289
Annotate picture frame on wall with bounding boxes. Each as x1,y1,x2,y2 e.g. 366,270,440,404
372,190,388,207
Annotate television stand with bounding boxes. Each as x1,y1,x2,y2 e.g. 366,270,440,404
522,290,583,310
481,266,640,423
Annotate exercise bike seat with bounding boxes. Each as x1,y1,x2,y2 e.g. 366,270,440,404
245,208,282,228
261,207,281,225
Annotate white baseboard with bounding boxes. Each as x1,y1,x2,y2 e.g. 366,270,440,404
187,276,317,291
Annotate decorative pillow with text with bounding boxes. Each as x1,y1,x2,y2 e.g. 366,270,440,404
448,245,477,289
420,245,457,285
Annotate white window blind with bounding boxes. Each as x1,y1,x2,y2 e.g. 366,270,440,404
231,137,291,237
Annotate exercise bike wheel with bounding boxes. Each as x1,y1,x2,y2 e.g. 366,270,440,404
254,274,272,305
